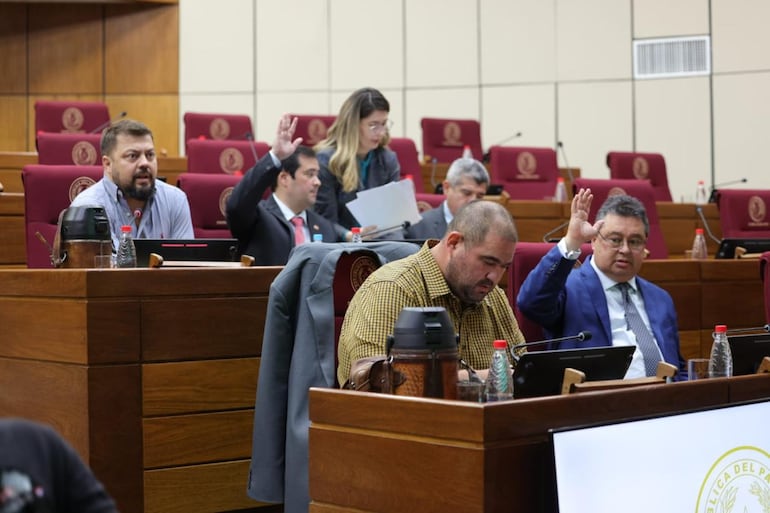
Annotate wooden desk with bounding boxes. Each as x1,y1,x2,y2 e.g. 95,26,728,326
419,161,579,197
0,267,281,513
0,192,26,266
639,259,764,359
308,374,770,513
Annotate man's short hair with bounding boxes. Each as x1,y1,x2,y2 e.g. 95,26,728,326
100,119,153,157
596,194,650,236
273,145,317,190
445,158,490,187
447,200,517,247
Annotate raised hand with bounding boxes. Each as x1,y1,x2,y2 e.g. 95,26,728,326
271,114,303,161
564,188,604,250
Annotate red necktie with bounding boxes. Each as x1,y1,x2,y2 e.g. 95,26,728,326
290,216,305,245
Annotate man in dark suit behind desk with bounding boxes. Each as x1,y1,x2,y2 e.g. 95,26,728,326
405,157,489,240
227,114,342,265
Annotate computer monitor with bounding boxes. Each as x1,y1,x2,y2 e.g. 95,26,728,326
715,238,770,259
133,238,238,267
512,346,635,399
728,332,770,375
550,399,770,513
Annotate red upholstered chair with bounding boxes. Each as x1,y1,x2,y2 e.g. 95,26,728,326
488,145,560,200
289,114,336,147
573,178,668,259
186,139,270,175
606,151,673,202
176,173,242,238
761,252,770,324
34,100,110,136
183,112,254,146
21,165,104,268
37,133,103,166
420,117,483,163
508,242,593,343
716,189,770,239
389,136,445,210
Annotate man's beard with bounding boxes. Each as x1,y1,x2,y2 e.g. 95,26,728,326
124,177,155,201
445,256,494,305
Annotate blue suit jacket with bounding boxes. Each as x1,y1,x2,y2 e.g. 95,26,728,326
516,245,685,374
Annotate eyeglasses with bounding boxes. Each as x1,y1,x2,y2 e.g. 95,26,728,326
367,120,393,134
596,231,647,251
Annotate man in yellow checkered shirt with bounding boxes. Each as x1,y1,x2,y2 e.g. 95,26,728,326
337,200,525,386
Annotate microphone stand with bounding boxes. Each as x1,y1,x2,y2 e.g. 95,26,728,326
726,324,770,335
708,177,748,203
542,221,569,243
695,206,722,245
361,221,411,240
510,331,592,362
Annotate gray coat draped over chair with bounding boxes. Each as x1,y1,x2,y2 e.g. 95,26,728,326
247,241,420,513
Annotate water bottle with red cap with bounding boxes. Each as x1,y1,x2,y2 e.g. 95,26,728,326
708,324,733,378
484,340,513,401
116,225,137,268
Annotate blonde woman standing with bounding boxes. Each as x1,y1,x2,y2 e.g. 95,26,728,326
314,87,400,233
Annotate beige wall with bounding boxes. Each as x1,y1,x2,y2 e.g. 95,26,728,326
179,0,770,201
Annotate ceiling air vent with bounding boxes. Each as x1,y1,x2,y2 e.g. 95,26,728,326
633,36,710,79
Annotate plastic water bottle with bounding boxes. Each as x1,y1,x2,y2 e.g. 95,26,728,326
708,324,733,378
461,145,473,159
312,233,323,243
695,180,708,205
691,228,708,259
485,340,513,401
351,227,362,243
554,177,568,202
116,225,137,268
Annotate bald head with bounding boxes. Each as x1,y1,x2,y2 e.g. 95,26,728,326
446,200,518,248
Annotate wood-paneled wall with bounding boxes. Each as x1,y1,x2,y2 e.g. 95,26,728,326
0,3,180,155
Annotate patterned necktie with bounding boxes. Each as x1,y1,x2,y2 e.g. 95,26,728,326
290,216,305,246
617,282,661,377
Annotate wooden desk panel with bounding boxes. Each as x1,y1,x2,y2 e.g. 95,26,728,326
0,267,280,513
309,377,766,513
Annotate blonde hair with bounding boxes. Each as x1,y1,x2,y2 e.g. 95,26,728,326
315,87,391,193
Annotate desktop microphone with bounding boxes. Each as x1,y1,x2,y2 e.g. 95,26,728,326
362,221,411,240
695,206,723,245
557,141,575,184
430,158,443,194
542,221,570,243
482,131,523,162
708,177,748,203
726,324,770,335
90,111,127,134
509,331,592,362
244,132,260,163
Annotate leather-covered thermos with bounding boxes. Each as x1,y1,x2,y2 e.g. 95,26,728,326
54,205,112,268
387,307,459,399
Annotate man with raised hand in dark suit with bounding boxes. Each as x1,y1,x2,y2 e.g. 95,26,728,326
227,114,342,265
405,157,489,240
517,189,686,379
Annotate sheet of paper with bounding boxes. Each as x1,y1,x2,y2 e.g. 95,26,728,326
345,179,423,230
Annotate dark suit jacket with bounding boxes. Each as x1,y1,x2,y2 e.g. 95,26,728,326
405,202,448,240
226,153,340,265
314,146,401,230
247,241,420,513
516,245,686,375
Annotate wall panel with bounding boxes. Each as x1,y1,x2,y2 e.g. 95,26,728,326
105,5,179,94
28,5,104,95
0,5,28,95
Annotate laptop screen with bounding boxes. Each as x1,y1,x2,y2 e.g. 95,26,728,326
715,238,770,258
728,332,770,375
133,238,238,267
512,345,634,399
